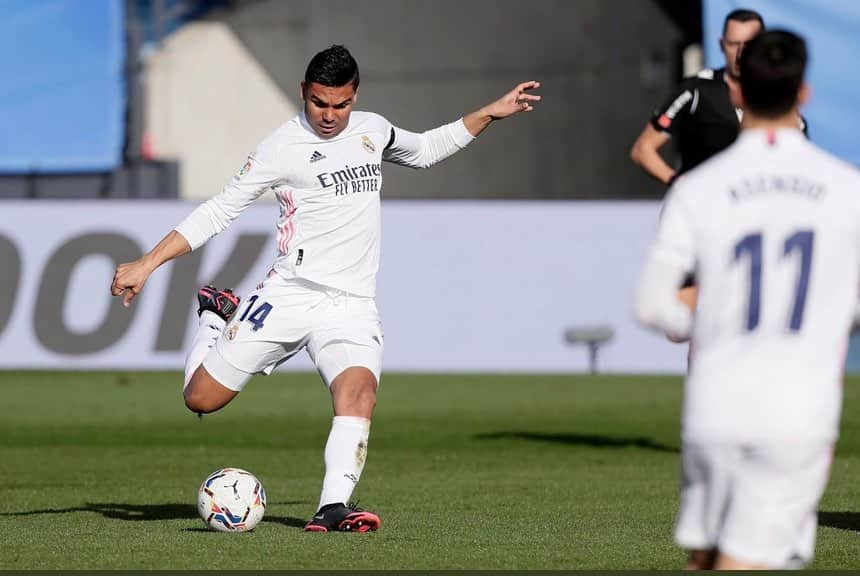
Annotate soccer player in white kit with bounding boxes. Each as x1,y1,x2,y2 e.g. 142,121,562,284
110,45,540,532
635,31,860,569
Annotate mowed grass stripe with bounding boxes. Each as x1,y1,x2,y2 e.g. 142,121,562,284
0,372,858,569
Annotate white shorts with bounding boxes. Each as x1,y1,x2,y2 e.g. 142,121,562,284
202,275,383,392
675,441,833,568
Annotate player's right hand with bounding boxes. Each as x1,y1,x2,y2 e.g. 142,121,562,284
666,287,698,343
678,286,698,311
111,259,152,308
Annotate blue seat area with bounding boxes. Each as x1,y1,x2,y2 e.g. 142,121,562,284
0,0,125,173
704,0,860,167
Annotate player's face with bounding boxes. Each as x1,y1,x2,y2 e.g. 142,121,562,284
301,82,357,139
721,20,763,78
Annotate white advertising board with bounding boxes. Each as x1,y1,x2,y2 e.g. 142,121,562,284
0,200,688,373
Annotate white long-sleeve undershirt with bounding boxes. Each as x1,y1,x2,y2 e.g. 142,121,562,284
173,111,475,296
384,119,475,169
634,253,694,341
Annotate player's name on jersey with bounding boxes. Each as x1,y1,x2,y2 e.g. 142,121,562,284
729,174,825,202
316,162,382,197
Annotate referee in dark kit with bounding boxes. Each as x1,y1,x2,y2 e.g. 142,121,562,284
630,9,782,184
629,9,798,333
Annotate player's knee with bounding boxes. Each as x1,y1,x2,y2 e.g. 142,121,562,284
343,381,376,412
183,388,209,413
183,366,237,414
355,384,377,412
183,386,223,414
332,369,378,416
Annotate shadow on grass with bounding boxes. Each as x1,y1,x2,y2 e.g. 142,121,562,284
265,515,308,528
819,511,860,532
0,501,308,529
475,431,679,454
0,503,197,520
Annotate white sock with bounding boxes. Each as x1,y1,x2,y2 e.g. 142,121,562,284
317,416,371,511
184,311,225,390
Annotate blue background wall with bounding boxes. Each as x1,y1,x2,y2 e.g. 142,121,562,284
704,0,860,167
0,0,125,172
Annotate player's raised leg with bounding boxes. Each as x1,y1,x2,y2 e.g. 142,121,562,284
183,285,241,414
305,364,381,532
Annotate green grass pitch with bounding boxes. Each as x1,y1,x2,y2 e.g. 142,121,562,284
1,371,859,569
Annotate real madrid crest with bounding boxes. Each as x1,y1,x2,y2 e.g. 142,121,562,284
361,135,376,154
227,323,239,341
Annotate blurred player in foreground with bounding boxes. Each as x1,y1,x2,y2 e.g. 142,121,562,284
635,31,860,569
111,45,540,532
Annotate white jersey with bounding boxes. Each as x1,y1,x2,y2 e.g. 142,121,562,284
175,111,474,297
638,128,860,443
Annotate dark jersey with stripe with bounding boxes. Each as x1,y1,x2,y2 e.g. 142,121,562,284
651,68,808,176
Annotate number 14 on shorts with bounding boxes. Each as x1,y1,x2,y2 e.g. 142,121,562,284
237,295,272,332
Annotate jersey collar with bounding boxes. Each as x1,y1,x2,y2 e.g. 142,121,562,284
739,126,805,146
298,110,354,141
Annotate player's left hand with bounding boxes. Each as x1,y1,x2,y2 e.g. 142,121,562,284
486,81,541,119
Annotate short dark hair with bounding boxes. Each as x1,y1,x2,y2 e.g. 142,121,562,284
304,45,360,89
739,30,807,117
723,9,765,36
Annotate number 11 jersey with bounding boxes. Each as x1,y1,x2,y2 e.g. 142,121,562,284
655,128,860,443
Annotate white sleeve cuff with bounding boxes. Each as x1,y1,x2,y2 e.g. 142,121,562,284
451,118,476,148
174,216,209,251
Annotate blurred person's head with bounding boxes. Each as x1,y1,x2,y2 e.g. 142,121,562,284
729,30,809,123
721,9,765,78
301,45,360,139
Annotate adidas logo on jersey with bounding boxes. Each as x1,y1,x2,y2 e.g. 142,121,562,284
309,150,326,163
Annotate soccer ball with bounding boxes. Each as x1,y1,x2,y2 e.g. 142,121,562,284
197,468,266,532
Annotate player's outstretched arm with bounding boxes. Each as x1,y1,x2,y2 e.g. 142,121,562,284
463,81,541,137
110,144,281,307
111,230,191,308
383,81,541,170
